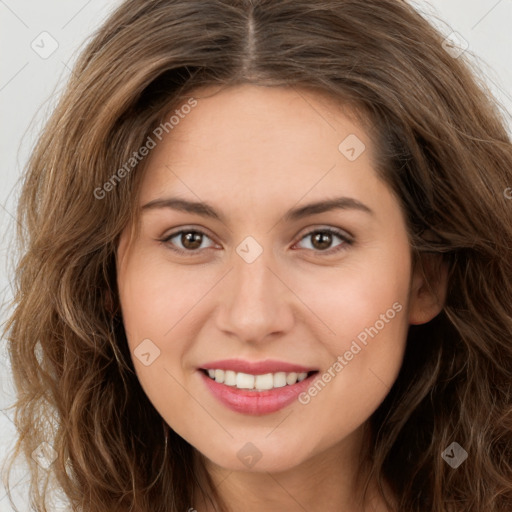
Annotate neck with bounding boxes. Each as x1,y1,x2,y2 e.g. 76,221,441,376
192,424,396,512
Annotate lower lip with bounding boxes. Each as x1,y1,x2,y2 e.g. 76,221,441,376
199,370,318,415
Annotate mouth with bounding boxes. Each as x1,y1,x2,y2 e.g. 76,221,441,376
198,361,320,415
200,368,318,391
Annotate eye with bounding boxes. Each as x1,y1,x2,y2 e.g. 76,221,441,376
160,228,217,255
293,227,353,255
159,226,353,257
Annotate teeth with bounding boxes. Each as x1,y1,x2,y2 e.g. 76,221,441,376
205,369,312,390
273,372,287,388
286,372,298,385
224,370,237,386
254,373,274,390
236,372,254,389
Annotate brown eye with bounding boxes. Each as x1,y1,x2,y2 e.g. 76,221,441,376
161,229,216,254
311,231,334,250
295,228,353,254
180,231,203,250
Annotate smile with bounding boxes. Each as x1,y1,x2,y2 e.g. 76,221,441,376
203,368,312,391
198,359,320,415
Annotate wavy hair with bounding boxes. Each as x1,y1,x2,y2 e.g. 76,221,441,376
3,0,512,511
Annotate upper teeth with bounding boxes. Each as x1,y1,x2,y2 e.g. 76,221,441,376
207,369,309,390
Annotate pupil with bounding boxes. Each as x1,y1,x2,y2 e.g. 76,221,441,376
182,231,202,249
313,232,332,250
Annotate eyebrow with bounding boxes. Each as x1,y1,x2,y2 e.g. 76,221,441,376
141,196,374,222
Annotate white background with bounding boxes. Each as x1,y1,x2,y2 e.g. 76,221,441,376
1,1,511,510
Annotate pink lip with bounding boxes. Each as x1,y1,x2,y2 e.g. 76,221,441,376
198,360,319,415
200,358,316,375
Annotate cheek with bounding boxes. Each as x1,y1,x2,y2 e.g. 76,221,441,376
118,248,214,343
117,250,210,434
293,239,411,434
297,242,411,358
116,250,195,394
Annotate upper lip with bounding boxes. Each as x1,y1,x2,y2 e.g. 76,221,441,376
200,358,318,375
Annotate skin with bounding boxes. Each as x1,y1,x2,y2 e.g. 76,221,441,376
116,84,448,512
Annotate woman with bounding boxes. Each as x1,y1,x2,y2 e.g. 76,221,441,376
4,1,512,511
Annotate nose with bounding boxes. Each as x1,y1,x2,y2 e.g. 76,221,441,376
214,246,295,344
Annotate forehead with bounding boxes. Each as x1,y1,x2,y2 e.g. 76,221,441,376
139,84,381,205
151,84,368,156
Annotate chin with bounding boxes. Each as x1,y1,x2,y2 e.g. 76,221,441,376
201,441,313,474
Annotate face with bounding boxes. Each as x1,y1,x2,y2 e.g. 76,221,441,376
116,84,441,474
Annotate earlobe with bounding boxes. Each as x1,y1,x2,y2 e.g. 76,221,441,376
408,254,449,325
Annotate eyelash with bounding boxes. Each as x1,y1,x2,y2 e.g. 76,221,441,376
159,227,354,257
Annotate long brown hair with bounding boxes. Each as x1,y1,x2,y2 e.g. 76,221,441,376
3,1,512,511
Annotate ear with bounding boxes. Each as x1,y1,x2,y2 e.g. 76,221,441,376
408,253,449,325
